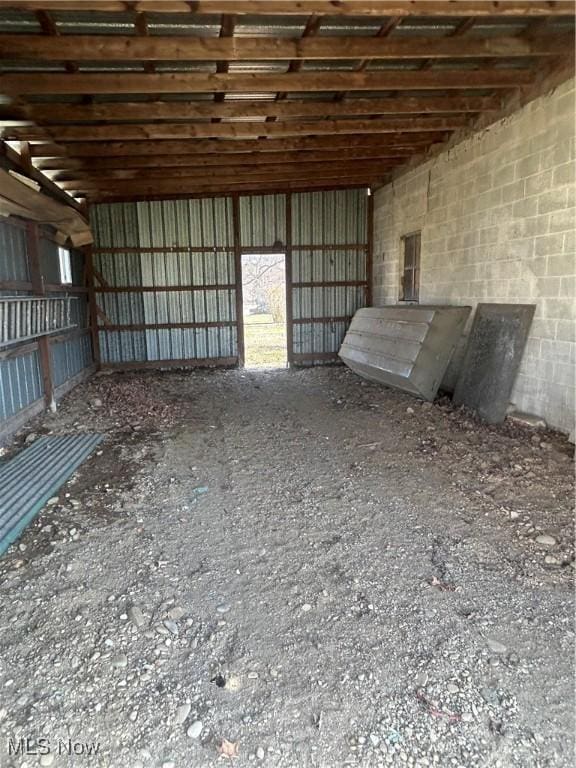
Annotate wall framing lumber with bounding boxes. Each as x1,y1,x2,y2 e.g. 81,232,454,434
100,357,238,371
232,195,245,368
85,246,101,368
25,220,55,411
285,192,293,367
94,284,236,293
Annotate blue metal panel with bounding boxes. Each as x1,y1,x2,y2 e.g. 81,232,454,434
0,218,29,283
39,235,61,284
51,334,93,388
0,350,43,422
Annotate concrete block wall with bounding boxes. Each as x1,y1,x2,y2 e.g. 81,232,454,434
372,77,575,433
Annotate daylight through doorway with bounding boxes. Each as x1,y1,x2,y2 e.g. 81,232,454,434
241,253,287,368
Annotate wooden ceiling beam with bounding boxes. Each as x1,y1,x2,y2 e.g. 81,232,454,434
90,180,373,205
0,69,534,95
64,167,391,195
4,95,501,124
8,115,469,142
29,133,448,157
0,33,565,61
55,158,402,185
37,147,430,171
3,2,574,17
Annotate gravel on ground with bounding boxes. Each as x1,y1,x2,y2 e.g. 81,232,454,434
0,366,573,768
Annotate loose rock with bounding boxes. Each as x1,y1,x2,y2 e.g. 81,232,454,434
187,720,203,739
174,703,191,725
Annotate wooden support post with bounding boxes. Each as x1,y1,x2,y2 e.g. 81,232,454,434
26,221,56,411
231,195,245,368
366,189,374,307
85,245,101,369
285,192,294,367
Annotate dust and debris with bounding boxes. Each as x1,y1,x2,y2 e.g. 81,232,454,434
0,366,573,768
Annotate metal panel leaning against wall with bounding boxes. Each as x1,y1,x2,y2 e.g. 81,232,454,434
91,198,238,367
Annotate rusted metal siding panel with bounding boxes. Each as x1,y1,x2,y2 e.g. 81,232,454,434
239,194,286,249
90,198,238,366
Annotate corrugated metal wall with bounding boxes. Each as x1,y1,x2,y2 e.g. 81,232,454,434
0,217,94,439
91,199,238,366
239,194,286,250
290,189,370,363
90,188,369,369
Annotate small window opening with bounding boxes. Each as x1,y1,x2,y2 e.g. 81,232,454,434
400,232,421,302
58,246,72,285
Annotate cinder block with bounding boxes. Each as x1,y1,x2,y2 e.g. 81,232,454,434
548,207,575,233
542,297,574,320
537,187,569,215
541,339,572,362
535,233,565,257
515,153,541,179
525,169,553,196
553,162,576,187
560,275,576,297
536,276,561,298
493,163,516,188
513,197,539,218
547,253,574,276
556,319,576,343
553,361,576,387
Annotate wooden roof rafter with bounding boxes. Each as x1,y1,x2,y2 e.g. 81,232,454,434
0,0,572,201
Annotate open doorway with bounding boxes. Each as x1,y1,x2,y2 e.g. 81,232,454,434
241,252,287,368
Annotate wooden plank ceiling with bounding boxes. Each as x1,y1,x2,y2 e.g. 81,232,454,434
0,1,573,202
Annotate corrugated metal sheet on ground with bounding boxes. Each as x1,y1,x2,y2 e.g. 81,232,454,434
0,433,103,555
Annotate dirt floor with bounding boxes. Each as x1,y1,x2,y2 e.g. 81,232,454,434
0,366,574,768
